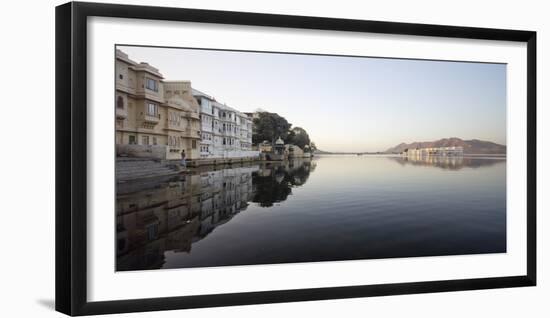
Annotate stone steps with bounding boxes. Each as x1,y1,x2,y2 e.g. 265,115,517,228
116,158,179,181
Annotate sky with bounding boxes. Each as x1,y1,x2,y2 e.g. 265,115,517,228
118,46,506,152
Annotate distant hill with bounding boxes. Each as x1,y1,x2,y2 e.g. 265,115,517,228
313,149,338,155
385,137,506,154
313,149,332,154
314,149,382,155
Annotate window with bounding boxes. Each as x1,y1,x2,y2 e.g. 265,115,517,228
142,136,149,145
223,138,226,145
145,78,158,92
192,140,197,149
147,103,158,116
116,96,124,109
119,74,123,80
152,137,157,145
146,223,159,241
129,135,136,145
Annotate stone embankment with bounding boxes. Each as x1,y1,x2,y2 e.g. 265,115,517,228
116,158,179,182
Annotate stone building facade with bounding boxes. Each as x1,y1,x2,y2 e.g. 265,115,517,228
193,89,256,159
115,50,202,160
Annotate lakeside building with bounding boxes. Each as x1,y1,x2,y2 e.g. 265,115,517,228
287,144,312,158
402,146,464,157
258,138,312,161
115,50,201,160
193,89,256,159
115,49,257,163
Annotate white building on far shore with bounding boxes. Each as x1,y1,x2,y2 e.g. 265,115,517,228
403,146,464,157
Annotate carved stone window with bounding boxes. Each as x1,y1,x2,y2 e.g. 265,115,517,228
117,96,124,109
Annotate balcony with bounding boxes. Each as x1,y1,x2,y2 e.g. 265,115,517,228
140,112,161,124
167,121,183,131
116,107,128,119
181,129,200,139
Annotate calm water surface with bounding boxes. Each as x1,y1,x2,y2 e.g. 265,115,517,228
116,155,506,271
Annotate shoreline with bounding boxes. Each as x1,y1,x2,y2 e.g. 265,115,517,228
116,156,314,182
314,152,507,157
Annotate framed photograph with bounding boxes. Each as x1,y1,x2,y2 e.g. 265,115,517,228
55,1,536,316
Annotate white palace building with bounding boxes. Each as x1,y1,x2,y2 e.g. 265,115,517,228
403,146,464,157
193,89,258,160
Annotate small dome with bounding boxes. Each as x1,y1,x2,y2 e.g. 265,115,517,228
275,137,284,145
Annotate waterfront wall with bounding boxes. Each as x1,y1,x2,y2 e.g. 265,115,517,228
204,150,260,159
117,144,260,162
116,144,183,160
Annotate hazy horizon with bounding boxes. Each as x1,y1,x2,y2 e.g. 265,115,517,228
118,46,506,152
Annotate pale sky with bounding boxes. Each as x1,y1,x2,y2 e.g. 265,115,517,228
118,45,506,152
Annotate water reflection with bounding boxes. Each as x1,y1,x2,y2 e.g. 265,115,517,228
391,154,505,170
117,155,505,271
116,159,314,271
252,158,315,207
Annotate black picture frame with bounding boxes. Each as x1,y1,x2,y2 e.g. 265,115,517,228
55,1,537,316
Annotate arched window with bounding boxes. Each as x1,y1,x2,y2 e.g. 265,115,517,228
116,96,124,109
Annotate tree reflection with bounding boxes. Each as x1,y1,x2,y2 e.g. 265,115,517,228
252,158,314,207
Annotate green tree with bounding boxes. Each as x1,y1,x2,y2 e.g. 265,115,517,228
287,127,311,149
309,142,317,152
252,112,292,144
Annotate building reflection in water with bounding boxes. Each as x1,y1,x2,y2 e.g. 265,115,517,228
391,154,505,170
116,158,315,271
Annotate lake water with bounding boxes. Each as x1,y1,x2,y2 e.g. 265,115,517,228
116,155,506,271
